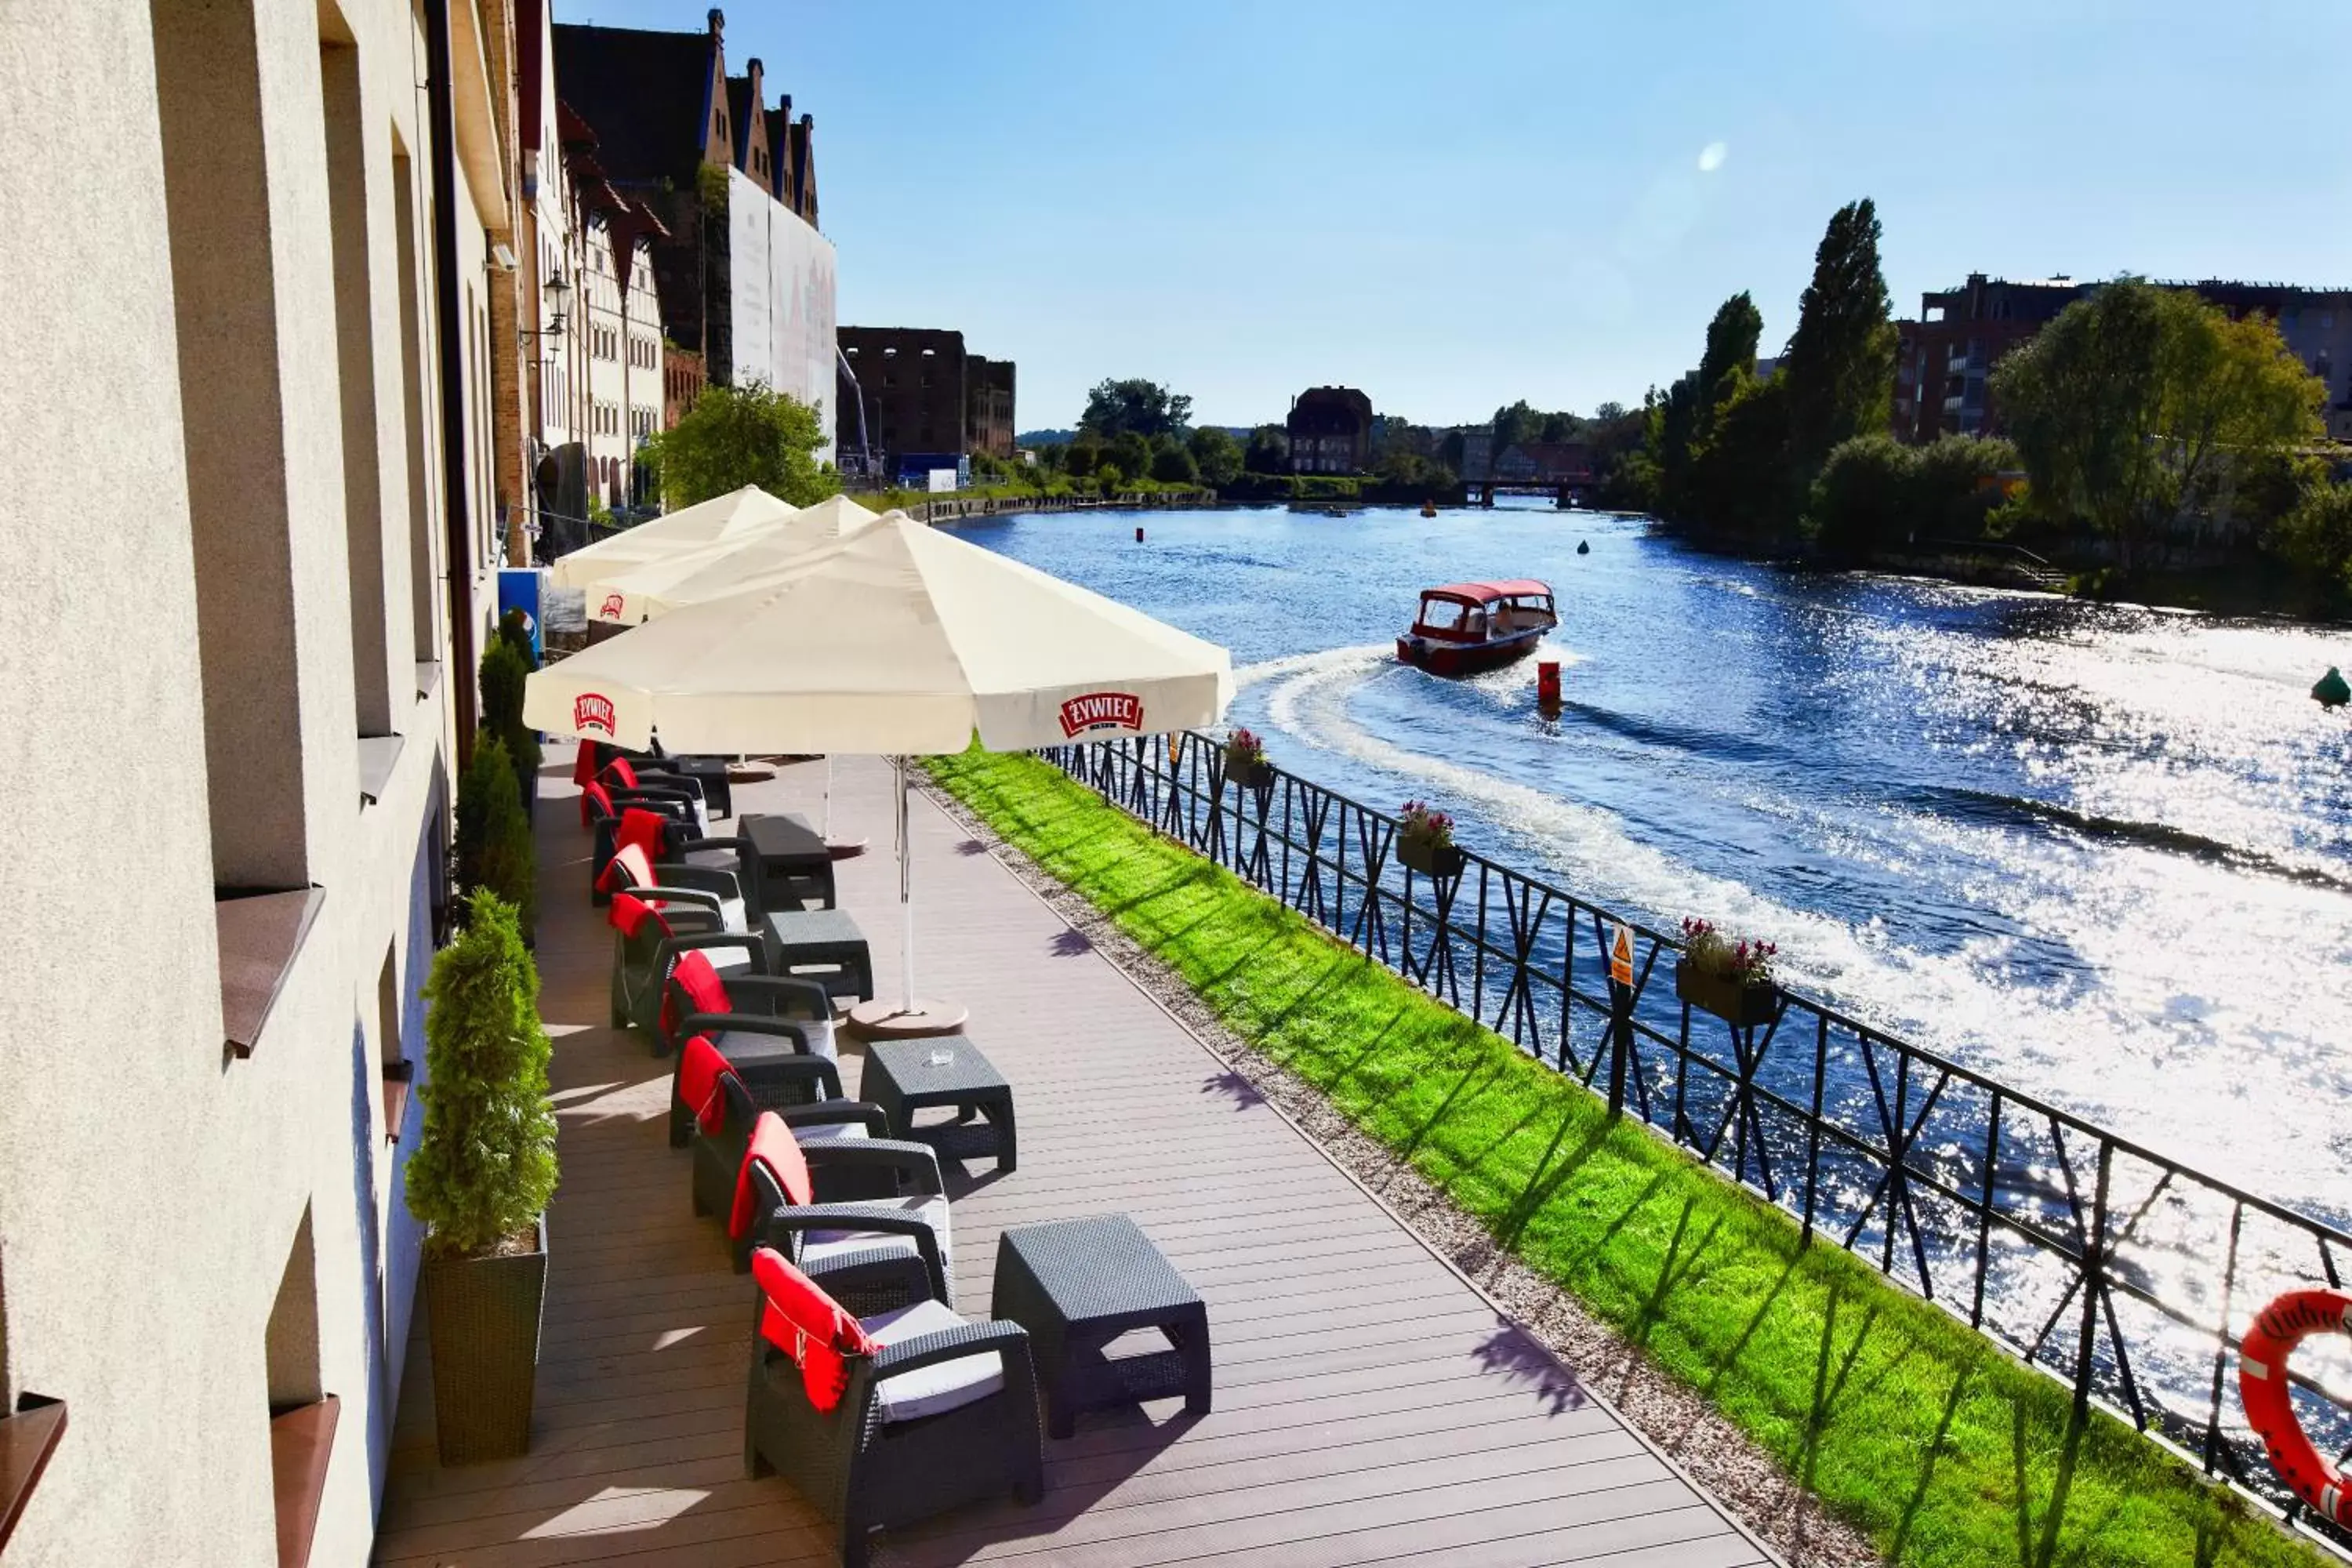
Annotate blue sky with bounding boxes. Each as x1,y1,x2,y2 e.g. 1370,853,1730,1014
563,1,2347,430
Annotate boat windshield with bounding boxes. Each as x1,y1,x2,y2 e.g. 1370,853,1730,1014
1417,597,1469,631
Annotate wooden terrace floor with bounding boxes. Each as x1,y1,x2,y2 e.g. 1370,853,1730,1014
373,752,1771,1567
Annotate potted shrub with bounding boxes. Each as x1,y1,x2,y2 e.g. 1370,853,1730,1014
456,735,535,942
1675,918,1780,1025
406,888,560,1465
478,641,542,818
1396,799,1465,877
1224,728,1272,796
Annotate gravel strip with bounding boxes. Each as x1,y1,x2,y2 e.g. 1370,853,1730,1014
923,773,1885,1568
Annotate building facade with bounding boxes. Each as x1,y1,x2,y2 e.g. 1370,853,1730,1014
1286,386,1374,474
835,327,1018,476
0,0,515,1561
552,11,836,462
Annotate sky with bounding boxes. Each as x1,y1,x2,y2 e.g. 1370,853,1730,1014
561,1,2350,431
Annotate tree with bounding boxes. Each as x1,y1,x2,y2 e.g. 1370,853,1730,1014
1993,281,2322,571
1188,426,1243,486
1061,436,1103,477
1094,463,1124,495
1243,424,1289,473
1593,401,1629,423
1080,378,1192,441
1782,200,1896,474
643,381,839,507
1490,400,1541,453
1150,444,1200,485
1686,375,1795,540
1804,433,2016,558
1108,430,1152,483
1696,292,1764,434
2267,480,2352,610
405,888,558,1258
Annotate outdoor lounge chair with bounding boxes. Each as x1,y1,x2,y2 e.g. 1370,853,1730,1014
607,892,763,1036
579,736,735,819
597,838,762,932
744,1247,1041,1568
659,947,839,1062
669,1021,866,1150
694,1102,951,1290
593,808,770,919
581,784,701,887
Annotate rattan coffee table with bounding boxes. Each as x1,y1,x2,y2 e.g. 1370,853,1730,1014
859,1035,1015,1172
992,1214,1210,1437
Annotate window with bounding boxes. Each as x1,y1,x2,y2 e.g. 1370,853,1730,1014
390,142,436,673
318,27,393,740
154,0,310,891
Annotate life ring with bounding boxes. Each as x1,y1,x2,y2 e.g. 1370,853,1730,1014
2238,1289,2352,1524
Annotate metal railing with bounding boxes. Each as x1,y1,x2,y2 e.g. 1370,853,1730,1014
1041,732,2352,1549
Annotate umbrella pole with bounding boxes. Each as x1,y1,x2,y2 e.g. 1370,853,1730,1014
823,755,833,840
896,753,915,1011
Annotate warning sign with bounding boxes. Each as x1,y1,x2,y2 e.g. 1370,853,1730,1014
1608,923,1635,987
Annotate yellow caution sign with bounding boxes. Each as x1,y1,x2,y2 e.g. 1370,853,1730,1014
1608,922,1635,987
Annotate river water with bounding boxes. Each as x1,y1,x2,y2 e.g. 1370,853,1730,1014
960,501,2352,1229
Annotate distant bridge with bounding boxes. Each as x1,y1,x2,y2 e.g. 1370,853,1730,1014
1461,474,1596,508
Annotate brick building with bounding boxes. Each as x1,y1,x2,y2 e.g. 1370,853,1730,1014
1286,386,1374,474
835,328,1018,474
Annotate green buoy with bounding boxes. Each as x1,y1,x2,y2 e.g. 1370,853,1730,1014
2315,666,2350,710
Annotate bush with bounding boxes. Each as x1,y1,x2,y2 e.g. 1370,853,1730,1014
1094,463,1124,495
1806,433,2016,558
497,607,537,670
456,733,535,938
1149,445,1200,485
2268,479,2352,611
405,888,557,1258
477,639,540,785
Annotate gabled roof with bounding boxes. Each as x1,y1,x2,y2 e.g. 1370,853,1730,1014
552,24,717,184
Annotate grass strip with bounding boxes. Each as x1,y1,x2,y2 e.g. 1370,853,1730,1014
928,746,2328,1568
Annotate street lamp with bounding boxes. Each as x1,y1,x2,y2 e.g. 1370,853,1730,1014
525,268,570,343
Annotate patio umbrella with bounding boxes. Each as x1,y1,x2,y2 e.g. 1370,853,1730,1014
523,514,1232,1031
545,484,800,590
575,493,900,847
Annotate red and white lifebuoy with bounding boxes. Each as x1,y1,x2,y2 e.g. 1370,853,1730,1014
2238,1289,2352,1525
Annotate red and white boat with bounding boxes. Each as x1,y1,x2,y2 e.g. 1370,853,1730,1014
1396,579,1557,676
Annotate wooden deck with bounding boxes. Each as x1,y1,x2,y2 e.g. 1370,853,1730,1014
374,753,1771,1567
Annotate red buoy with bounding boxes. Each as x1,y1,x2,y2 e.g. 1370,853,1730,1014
1135,526,1145,543
1537,661,1562,707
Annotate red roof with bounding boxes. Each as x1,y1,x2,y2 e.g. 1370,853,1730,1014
1423,579,1551,604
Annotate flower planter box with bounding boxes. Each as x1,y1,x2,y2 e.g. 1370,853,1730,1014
1675,961,1779,1027
1225,757,1269,790
423,1212,549,1465
1397,837,1466,878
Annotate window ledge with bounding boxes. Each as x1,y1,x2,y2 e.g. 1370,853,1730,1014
382,1058,415,1145
358,735,405,807
216,887,325,1058
0,1396,67,1552
268,1395,338,1568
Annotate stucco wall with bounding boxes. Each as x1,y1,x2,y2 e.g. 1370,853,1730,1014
0,0,502,1561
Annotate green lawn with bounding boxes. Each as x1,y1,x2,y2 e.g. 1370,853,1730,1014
927,747,2329,1568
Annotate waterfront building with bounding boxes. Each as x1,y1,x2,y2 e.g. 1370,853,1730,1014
1493,441,1595,485
836,327,1019,476
553,9,837,461
1894,273,2352,444
1286,385,1374,474
0,0,518,1559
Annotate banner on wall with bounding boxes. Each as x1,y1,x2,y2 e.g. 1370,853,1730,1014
497,568,546,659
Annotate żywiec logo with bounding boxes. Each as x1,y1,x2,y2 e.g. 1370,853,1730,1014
1058,691,1143,738
597,593,626,621
574,693,617,736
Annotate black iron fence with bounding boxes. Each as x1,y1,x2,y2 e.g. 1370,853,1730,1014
1041,732,2352,1549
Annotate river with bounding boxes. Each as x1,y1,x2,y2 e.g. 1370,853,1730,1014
958,499,2352,1228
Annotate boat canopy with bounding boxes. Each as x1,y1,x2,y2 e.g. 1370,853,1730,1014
1421,579,1552,606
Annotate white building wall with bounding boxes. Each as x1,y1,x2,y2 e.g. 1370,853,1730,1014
0,0,503,1560
727,166,837,463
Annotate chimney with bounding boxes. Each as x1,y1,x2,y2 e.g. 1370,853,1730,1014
707,8,724,38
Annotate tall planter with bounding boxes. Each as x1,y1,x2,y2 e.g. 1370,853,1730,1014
423,1214,548,1464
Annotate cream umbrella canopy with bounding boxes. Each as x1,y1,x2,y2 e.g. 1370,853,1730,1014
579,495,895,626
545,484,800,589
524,514,1232,1025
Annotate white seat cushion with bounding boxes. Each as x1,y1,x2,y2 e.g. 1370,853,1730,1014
793,1119,869,1142
719,895,748,932
863,1298,1004,1424
800,1195,951,1279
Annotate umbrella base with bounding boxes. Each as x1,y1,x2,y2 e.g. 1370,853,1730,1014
847,998,970,1040
826,836,869,860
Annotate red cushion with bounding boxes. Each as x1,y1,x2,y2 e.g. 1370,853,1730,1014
678,1035,737,1134
661,949,734,1040
615,808,669,862
731,1111,812,1238
579,778,615,829
604,757,640,789
750,1246,875,1413
608,891,675,942
574,739,601,786
596,840,657,895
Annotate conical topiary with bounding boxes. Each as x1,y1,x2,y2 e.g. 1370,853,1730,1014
479,638,542,781
456,733,535,938
406,888,558,1259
